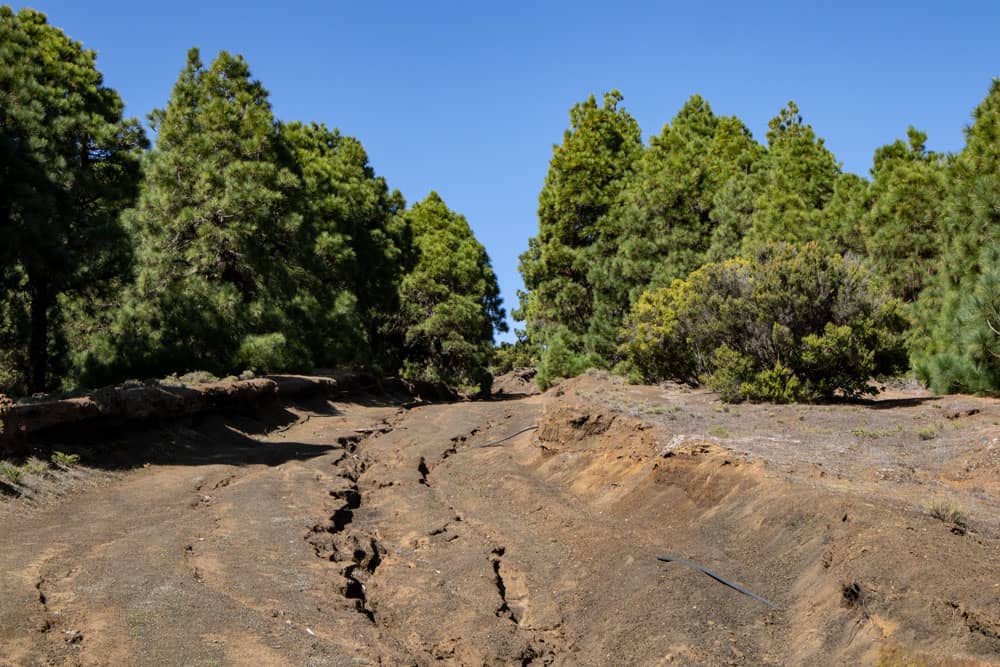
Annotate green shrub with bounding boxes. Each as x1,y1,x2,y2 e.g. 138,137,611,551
740,361,804,403
621,242,907,402
916,425,938,441
22,457,50,475
51,451,80,468
491,337,539,376
536,327,597,390
704,345,756,402
0,461,23,484
231,333,310,375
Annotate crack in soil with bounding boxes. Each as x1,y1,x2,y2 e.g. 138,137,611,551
428,514,463,541
957,605,1000,642
417,457,431,486
341,536,384,623
305,427,389,625
420,423,501,485
490,547,515,623
35,577,48,609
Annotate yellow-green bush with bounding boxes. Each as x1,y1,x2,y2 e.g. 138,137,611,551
620,242,907,402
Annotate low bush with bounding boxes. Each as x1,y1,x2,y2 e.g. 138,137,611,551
535,327,600,391
232,333,310,375
620,242,908,402
0,461,22,484
50,451,80,468
926,499,968,527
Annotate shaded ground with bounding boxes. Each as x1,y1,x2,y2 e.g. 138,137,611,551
1,374,998,665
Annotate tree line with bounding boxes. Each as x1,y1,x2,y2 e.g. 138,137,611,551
513,83,999,398
4,6,996,403
0,7,505,397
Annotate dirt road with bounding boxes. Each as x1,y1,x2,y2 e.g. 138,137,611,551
1,375,998,665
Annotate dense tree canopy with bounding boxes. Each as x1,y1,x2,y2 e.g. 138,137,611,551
518,81,1000,398
399,193,506,394
745,102,843,251
64,45,504,390
280,121,407,371
78,49,305,382
913,79,1000,393
517,91,642,384
0,7,147,393
864,128,947,302
3,5,998,401
588,97,760,361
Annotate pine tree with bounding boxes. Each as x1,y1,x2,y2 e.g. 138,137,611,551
81,49,303,381
398,193,506,393
0,7,146,393
745,102,841,250
704,170,758,263
279,121,407,370
816,172,870,255
517,91,642,378
865,128,948,302
914,79,1000,393
588,97,761,362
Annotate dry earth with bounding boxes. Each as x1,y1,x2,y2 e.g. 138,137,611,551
1,372,998,665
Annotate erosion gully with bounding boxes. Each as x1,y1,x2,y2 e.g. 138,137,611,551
1,378,998,666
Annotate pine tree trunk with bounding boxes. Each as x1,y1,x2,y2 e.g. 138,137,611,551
28,275,49,394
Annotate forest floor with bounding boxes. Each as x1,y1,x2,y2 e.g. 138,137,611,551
0,372,998,666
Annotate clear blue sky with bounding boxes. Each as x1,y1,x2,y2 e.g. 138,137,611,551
16,1,1000,342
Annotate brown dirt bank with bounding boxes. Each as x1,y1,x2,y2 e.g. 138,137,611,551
0,372,997,665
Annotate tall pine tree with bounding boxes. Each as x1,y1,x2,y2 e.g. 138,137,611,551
745,102,841,251
398,193,506,393
279,121,407,371
81,49,303,381
0,7,146,393
864,128,947,302
517,91,641,382
588,97,760,362
914,80,1000,393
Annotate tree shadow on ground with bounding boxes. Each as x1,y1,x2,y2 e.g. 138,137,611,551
857,395,943,410
3,393,358,472
15,411,339,471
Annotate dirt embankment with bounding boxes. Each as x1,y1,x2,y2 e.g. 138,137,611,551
0,376,330,455
0,371,997,665
527,374,1000,664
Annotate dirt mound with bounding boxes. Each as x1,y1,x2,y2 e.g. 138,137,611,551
492,367,540,397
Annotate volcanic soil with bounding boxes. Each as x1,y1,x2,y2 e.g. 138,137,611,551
1,372,998,665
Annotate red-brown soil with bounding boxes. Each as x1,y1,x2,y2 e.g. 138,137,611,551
1,373,998,665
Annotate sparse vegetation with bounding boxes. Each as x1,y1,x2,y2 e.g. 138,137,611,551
22,457,50,475
0,461,23,484
708,425,731,438
852,422,903,439
50,451,80,469
916,425,939,441
926,500,968,527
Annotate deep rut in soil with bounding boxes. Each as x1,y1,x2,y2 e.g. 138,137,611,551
306,431,385,625
2,376,999,666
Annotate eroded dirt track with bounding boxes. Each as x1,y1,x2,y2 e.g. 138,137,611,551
1,376,999,665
